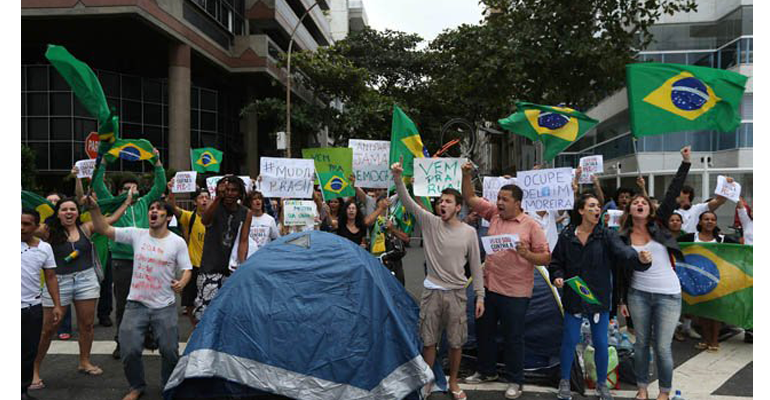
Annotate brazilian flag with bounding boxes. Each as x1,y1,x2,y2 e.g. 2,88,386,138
370,216,387,254
317,171,355,201
105,139,156,163
22,191,55,224
626,63,748,137
391,200,415,236
498,102,598,162
389,105,427,176
676,243,752,329
191,147,223,173
565,276,601,305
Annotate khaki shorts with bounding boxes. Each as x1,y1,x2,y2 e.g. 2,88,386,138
419,288,468,348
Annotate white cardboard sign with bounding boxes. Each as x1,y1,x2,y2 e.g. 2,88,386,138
715,175,741,203
606,209,624,228
481,234,520,255
172,171,198,193
75,159,96,179
517,167,575,212
349,139,391,188
260,157,315,199
578,155,604,184
482,176,519,203
413,157,466,197
283,200,317,226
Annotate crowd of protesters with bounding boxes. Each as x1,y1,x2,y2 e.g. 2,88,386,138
21,146,752,400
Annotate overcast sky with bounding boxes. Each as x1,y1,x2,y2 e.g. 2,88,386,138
363,0,485,45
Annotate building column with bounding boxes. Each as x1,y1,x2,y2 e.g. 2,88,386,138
169,43,191,172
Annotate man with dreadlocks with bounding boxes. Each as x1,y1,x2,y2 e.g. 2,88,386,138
193,175,252,321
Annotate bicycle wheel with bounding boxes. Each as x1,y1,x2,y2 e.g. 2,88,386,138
439,118,476,159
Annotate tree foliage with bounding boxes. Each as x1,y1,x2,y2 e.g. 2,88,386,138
22,144,39,192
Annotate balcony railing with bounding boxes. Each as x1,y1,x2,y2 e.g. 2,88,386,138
638,36,752,68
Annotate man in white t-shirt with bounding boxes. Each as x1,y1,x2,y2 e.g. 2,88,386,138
87,195,192,400
676,181,732,234
21,209,63,399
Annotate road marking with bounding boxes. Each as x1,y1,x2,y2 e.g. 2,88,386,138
48,340,188,356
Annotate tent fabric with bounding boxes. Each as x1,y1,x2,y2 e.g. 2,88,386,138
164,231,434,400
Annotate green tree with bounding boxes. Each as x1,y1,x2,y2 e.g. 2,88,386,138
22,144,39,192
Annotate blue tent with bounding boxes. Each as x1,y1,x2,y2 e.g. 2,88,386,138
163,231,436,400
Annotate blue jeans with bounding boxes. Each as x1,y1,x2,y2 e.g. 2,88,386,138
119,301,179,392
476,290,529,384
627,288,681,393
561,312,609,385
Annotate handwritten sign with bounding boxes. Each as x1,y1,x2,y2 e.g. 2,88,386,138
483,176,519,203
172,171,198,193
414,158,465,197
75,159,96,179
283,200,317,226
302,147,354,186
204,176,251,198
349,139,391,188
259,157,315,199
518,167,574,212
606,209,623,228
481,234,520,255
578,155,604,184
715,175,741,203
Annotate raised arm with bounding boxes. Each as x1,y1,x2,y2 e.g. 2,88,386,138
636,176,649,199
657,146,692,222
349,173,369,205
72,164,86,205
92,163,114,200
138,149,167,204
165,179,183,218
83,193,117,241
707,176,733,212
461,161,483,211
105,190,132,226
201,182,224,227
391,160,431,223
572,166,582,201
592,174,605,206
364,199,388,227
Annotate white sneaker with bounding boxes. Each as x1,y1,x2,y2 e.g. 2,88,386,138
505,383,522,399
684,328,702,340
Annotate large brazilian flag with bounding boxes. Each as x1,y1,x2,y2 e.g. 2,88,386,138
675,243,753,329
626,63,748,137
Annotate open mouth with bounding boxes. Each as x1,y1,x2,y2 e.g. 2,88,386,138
150,214,158,223
637,207,644,213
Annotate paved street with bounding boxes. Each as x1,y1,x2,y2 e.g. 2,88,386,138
30,241,752,400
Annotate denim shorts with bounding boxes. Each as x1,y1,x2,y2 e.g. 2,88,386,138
42,268,101,307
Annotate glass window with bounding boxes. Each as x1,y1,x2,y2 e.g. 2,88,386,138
144,126,162,148
742,6,753,35
99,71,120,98
121,123,143,139
122,75,141,100
201,111,216,131
28,93,48,116
27,66,48,91
122,100,142,123
191,130,200,148
28,142,48,170
107,97,120,114
73,97,91,117
190,110,199,129
201,132,218,147
739,123,752,148
663,131,687,151
21,66,26,92
201,90,217,111
73,141,87,161
741,94,753,120
50,69,70,91
719,42,738,69
689,131,712,151
50,118,72,141
716,130,737,150
663,53,687,64
640,135,662,152
21,93,26,116
22,117,27,141
74,118,97,141
50,93,71,116
50,142,73,170
692,52,714,68
143,80,162,103
28,117,48,140
191,88,199,109
144,104,162,126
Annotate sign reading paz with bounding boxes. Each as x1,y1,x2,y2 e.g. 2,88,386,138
578,155,604,184
414,158,465,197
349,139,391,188
482,234,520,255
518,167,574,212
283,200,317,226
172,171,197,193
715,175,741,203
260,157,315,199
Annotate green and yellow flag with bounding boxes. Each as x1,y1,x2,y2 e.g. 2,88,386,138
676,243,752,329
191,147,223,173
105,139,156,163
565,276,601,305
317,171,355,200
390,105,428,176
498,102,598,161
626,63,748,137
22,191,55,224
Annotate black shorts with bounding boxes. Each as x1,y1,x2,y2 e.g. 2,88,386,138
181,267,200,307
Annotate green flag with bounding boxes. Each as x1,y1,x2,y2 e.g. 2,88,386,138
317,171,355,200
565,276,602,305
626,63,748,137
22,191,55,224
498,102,598,161
191,147,223,173
45,45,110,127
677,243,752,329
390,105,427,176
391,199,416,235
104,139,157,163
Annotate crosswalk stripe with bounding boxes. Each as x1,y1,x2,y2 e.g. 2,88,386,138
48,340,188,356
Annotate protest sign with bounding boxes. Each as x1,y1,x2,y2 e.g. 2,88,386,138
606,209,623,228
75,159,96,179
413,158,465,197
283,200,317,226
481,234,520,255
482,176,519,203
349,139,391,188
578,155,604,184
715,175,741,202
302,148,354,187
260,157,315,199
518,167,574,212
172,171,198,193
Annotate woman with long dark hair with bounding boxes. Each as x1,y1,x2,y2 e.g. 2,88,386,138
549,193,652,400
615,146,691,400
31,195,130,389
336,200,367,248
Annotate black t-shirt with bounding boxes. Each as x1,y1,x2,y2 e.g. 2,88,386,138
200,203,248,274
337,223,366,247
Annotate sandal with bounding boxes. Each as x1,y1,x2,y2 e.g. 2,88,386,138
451,389,468,400
707,345,720,353
58,333,71,340
78,365,104,376
694,342,708,350
28,380,45,390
